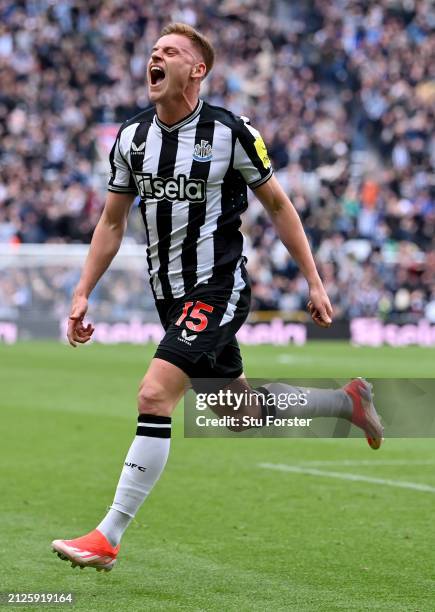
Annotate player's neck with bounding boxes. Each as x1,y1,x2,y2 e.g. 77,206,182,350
156,96,199,127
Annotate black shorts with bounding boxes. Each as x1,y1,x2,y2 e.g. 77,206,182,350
154,264,250,390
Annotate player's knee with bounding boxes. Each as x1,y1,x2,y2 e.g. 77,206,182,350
137,381,174,416
225,398,262,431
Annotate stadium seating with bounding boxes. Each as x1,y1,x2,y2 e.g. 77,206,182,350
0,0,433,322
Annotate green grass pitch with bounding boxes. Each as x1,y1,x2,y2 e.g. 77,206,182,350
0,341,434,611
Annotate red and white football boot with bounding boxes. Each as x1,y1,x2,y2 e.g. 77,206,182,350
344,378,384,450
51,529,119,572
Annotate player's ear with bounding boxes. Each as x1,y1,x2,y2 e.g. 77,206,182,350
191,62,206,80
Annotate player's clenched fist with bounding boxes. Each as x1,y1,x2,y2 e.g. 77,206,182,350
307,283,333,328
67,294,95,347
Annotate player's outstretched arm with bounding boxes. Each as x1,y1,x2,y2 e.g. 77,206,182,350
254,175,332,327
67,191,135,347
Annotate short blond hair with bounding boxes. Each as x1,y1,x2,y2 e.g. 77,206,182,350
160,22,215,77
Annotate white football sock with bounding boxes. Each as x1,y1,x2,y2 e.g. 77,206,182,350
262,383,352,419
97,508,131,547
97,414,171,546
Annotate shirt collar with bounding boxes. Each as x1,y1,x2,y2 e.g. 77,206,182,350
154,99,203,132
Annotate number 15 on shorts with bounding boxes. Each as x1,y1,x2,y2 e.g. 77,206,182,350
175,301,214,332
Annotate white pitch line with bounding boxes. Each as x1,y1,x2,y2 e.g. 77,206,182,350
258,462,435,494
296,459,435,467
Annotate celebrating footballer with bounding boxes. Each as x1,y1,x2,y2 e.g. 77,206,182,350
51,23,383,572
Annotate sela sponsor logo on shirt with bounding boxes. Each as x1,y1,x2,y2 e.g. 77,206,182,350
177,328,198,346
136,173,206,202
131,142,146,156
193,139,213,162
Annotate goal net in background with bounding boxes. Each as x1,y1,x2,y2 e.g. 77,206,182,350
1,243,433,348
0,243,162,343
0,242,312,346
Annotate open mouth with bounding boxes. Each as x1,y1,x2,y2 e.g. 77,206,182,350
150,65,166,86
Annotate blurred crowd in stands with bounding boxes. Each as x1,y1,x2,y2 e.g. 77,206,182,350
0,0,434,322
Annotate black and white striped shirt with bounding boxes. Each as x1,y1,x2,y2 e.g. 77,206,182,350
108,99,273,301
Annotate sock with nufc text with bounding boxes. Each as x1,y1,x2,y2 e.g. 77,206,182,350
261,382,352,420
97,414,171,546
